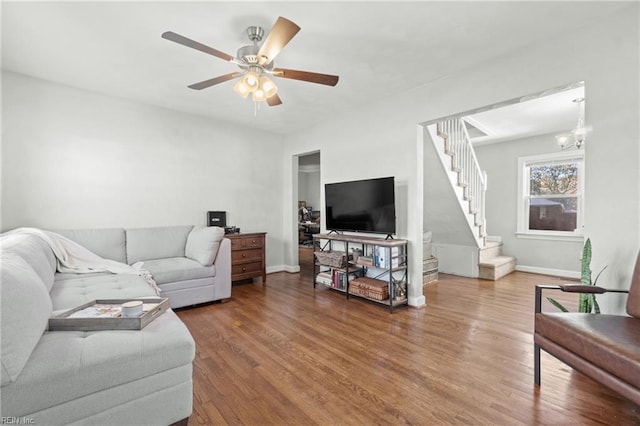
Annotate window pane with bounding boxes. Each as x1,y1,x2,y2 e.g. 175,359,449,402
529,197,577,231
529,163,578,195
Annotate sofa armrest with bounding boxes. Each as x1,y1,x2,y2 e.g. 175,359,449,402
212,238,232,300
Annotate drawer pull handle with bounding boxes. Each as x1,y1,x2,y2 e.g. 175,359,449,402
242,253,246,258
252,240,256,243
242,267,246,272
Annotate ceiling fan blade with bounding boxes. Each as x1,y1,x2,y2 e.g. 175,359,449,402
188,72,242,90
162,31,236,63
267,93,283,107
257,17,301,65
272,68,339,86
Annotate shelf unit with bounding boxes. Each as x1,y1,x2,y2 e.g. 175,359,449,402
312,233,408,312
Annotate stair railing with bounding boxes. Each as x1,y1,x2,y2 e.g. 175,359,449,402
436,118,487,245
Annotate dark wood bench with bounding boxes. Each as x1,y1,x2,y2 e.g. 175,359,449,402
534,252,640,405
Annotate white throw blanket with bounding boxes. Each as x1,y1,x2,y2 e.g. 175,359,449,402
1,227,160,295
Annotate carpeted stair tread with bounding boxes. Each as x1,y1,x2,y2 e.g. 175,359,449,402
479,255,516,268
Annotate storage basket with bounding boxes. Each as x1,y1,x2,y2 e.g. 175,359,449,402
423,270,438,285
349,277,389,301
314,251,349,268
423,256,438,272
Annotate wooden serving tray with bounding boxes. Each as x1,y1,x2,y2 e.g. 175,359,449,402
49,298,169,331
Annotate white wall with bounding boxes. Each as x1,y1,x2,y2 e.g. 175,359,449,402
475,133,584,276
282,5,639,311
1,71,286,269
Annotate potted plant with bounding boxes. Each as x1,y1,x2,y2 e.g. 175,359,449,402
547,238,607,313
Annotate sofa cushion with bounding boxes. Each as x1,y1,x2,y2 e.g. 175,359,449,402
185,226,224,266
0,309,195,417
126,226,193,264
142,257,215,285
1,253,53,386
54,228,127,264
51,272,158,311
535,312,640,389
0,233,56,292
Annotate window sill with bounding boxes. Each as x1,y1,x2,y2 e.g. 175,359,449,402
515,231,584,242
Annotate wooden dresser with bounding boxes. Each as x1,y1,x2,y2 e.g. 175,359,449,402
226,232,267,283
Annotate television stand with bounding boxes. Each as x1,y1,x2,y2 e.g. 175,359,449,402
312,233,408,312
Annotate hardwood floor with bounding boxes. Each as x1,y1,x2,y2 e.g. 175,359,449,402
176,254,639,425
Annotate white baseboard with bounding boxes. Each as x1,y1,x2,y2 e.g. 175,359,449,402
408,295,426,307
515,265,579,279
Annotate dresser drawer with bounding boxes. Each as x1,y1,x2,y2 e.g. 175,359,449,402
232,248,262,263
232,261,263,276
230,236,264,250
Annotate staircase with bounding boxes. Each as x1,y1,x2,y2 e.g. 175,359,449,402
424,118,516,280
436,118,487,247
478,239,516,281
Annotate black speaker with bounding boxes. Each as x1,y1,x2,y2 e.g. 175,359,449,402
207,211,226,227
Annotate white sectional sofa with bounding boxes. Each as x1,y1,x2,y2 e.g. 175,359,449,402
0,225,231,425
55,225,232,309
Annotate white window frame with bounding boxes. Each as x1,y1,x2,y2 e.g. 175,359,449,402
516,150,585,242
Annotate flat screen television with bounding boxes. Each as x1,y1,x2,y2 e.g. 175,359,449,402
325,176,396,235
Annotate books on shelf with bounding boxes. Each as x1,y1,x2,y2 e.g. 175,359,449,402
374,245,404,268
331,268,364,290
316,272,333,287
316,268,365,291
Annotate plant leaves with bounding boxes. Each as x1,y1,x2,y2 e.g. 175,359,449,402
547,297,569,312
581,238,592,285
593,265,607,286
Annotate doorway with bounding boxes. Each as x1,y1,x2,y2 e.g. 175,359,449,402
296,151,321,275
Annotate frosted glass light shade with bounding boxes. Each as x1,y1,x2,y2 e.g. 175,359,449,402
233,80,250,98
242,71,260,92
259,76,278,98
252,88,267,102
555,133,571,147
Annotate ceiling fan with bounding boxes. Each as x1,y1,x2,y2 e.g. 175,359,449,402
162,16,339,106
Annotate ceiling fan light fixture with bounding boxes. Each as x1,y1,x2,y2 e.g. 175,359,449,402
242,71,260,92
163,16,339,109
260,76,278,98
233,80,250,98
252,88,267,102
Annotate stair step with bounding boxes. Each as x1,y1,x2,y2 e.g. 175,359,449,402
479,255,514,267
479,241,501,262
479,255,516,281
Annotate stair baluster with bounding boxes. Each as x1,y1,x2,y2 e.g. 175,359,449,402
436,118,487,246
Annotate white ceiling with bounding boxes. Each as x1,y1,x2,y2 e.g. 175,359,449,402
464,84,585,145
1,1,626,136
